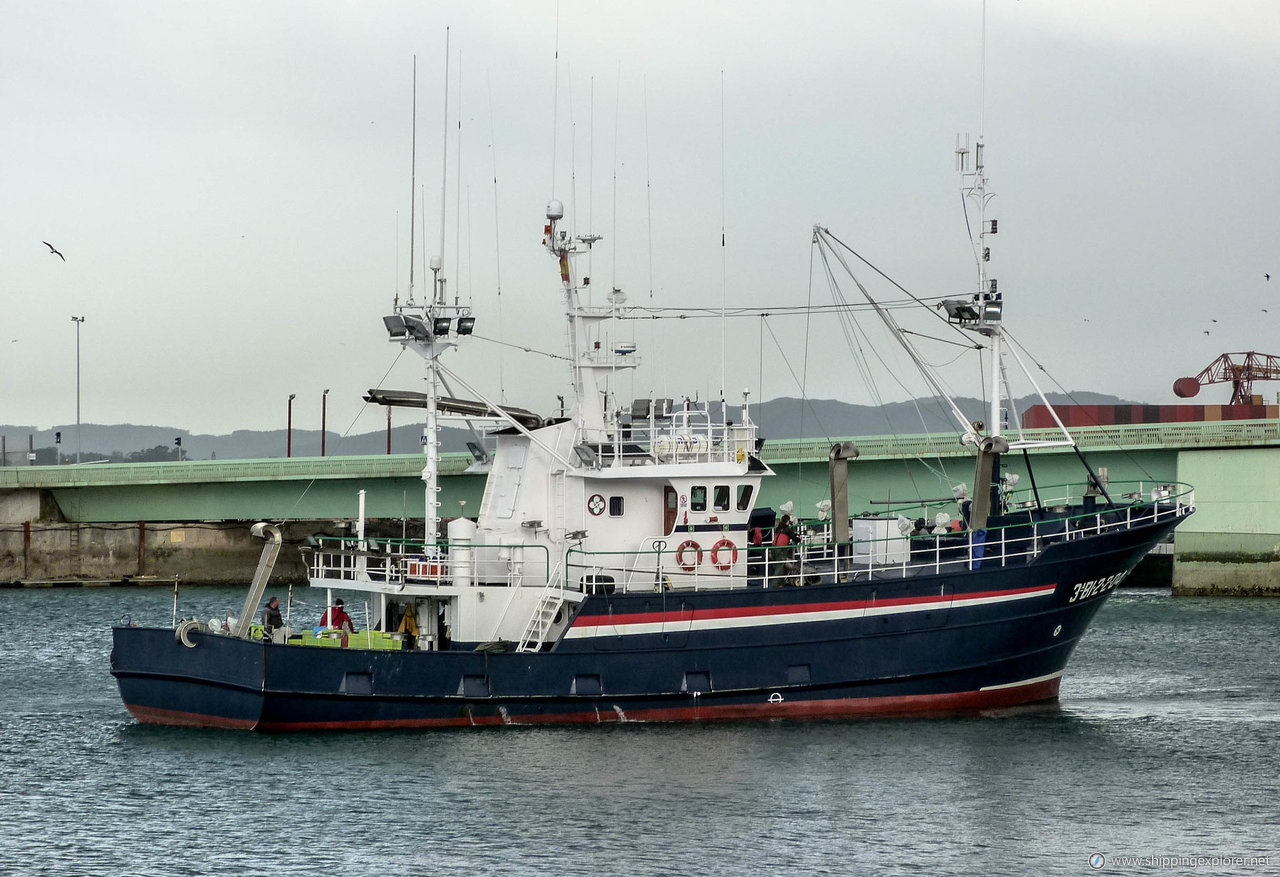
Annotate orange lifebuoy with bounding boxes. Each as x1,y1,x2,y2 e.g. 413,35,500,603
675,539,703,571
710,538,738,571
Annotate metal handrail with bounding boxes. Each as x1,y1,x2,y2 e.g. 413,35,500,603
564,488,1194,594
308,540,551,589
309,484,1194,596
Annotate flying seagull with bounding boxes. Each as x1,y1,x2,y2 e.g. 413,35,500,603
1267,273,1271,281
42,241,65,261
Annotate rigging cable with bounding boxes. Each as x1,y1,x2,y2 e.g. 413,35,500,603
813,233,966,498
473,333,570,362
1003,329,1158,481
275,345,409,527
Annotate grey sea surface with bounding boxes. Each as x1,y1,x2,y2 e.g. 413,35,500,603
2,585,1277,876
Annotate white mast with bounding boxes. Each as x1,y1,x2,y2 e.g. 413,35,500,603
542,201,637,444
957,0,1002,441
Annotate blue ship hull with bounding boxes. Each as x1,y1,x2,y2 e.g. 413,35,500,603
111,517,1177,730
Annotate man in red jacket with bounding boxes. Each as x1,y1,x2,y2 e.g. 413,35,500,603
320,598,355,633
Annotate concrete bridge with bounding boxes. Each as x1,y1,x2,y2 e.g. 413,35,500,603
2,419,1278,593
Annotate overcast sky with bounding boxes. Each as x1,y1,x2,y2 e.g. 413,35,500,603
3,1,1277,438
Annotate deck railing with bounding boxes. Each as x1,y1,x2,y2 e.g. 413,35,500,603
580,405,757,467
567,481,1194,594
307,538,551,591
308,481,1194,597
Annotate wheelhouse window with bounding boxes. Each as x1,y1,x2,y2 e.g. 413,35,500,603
609,496,625,517
713,485,730,512
736,484,754,511
690,486,707,512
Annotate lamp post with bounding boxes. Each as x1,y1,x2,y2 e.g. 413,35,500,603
321,388,330,457
71,316,84,463
287,394,296,457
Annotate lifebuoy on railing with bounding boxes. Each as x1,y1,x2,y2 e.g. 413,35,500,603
710,538,738,571
675,539,703,571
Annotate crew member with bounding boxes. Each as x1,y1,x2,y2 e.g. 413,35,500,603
261,596,283,633
320,598,355,633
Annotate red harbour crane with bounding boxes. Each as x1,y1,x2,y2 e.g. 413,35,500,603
1173,352,1280,404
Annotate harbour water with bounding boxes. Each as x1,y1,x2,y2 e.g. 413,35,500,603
2,585,1277,875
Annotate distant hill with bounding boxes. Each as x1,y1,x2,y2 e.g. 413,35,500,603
0,392,1133,462
0,422,475,464
748,392,1133,440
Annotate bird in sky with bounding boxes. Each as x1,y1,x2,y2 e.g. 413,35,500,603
42,241,65,261
1267,273,1271,281
1203,330,1210,335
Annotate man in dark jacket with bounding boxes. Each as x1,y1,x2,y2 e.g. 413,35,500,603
261,596,284,633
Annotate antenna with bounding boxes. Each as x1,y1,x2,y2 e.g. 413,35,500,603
549,2,560,198
644,75,656,400
407,56,418,306
455,50,463,303
980,0,987,140
611,63,621,292
568,65,577,244
487,72,506,402
954,133,969,172
437,27,451,305
589,75,595,287
719,69,727,406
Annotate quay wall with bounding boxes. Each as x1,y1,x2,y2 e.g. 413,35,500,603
1172,448,1280,596
0,521,321,585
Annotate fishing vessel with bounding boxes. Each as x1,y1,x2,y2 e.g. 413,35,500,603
111,145,1193,730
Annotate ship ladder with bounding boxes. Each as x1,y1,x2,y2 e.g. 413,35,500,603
517,589,565,653
516,559,568,653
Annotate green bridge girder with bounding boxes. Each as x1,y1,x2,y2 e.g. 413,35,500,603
1,419,1278,524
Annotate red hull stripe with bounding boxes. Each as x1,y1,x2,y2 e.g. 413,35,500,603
237,675,1062,731
122,677,1061,731
127,703,259,731
565,582,1056,639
